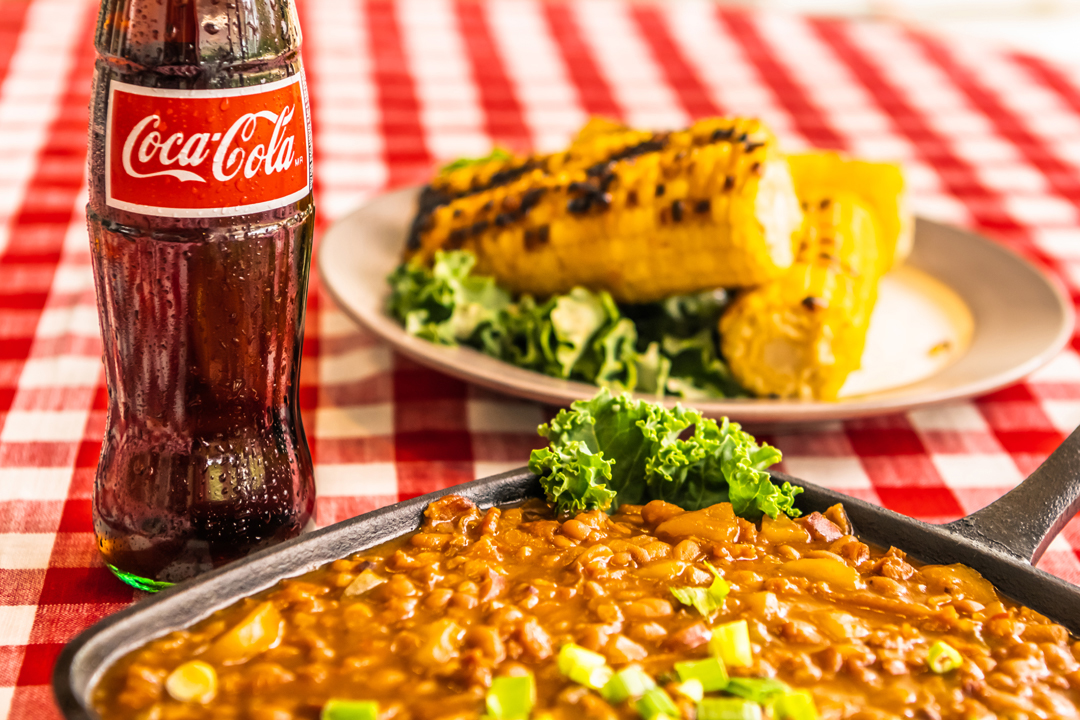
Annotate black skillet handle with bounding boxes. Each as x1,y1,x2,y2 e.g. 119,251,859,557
945,423,1080,565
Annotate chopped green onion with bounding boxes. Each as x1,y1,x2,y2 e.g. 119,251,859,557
672,678,704,702
670,586,716,617
601,666,656,704
485,674,535,720
697,697,762,720
558,643,613,689
705,562,730,600
927,641,963,673
674,657,728,692
440,147,512,174
724,678,789,703
769,690,818,720
709,620,752,668
321,699,379,720
586,665,615,690
635,688,680,720
670,562,730,618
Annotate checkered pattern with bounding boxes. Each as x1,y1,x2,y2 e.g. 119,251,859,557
3,1,1080,716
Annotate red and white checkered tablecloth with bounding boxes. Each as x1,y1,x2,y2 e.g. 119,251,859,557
4,0,1080,716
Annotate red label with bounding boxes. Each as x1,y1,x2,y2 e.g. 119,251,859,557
106,75,311,218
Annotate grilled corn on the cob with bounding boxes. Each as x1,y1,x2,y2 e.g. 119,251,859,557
719,191,883,401
406,117,803,303
786,151,912,273
719,152,910,400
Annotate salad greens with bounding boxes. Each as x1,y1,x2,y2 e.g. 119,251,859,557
438,147,513,174
387,250,746,399
527,389,801,519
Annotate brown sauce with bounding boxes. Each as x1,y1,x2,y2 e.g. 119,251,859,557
92,496,1080,720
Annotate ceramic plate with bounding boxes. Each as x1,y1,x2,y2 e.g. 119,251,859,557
318,187,1073,422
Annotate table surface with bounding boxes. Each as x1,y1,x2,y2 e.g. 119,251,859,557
5,0,1080,717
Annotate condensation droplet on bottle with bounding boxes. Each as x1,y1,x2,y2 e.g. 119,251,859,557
203,22,219,34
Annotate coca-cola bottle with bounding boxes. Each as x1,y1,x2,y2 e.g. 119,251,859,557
87,0,316,590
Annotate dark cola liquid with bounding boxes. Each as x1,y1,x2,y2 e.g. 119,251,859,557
88,206,314,586
88,0,315,588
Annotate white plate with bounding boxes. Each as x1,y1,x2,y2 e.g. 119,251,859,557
318,187,1074,422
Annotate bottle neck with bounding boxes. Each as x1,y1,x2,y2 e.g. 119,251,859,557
95,0,302,75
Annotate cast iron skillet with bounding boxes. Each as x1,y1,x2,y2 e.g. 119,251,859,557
54,424,1080,719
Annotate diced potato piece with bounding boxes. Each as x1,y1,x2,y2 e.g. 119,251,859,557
634,560,688,580
641,500,686,528
655,504,738,544
165,660,217,704
607,634,648,665
760,514,810,545
813,610,870,641
344,570,387,598
742,592,785,621
920,564,997,605
206,601,283,666
780,559,859,591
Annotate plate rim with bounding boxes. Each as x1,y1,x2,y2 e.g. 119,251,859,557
317,187,1075,422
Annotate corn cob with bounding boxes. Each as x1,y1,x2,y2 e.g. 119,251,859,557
719,190,882,401
786,151,911,273
405,117,803,304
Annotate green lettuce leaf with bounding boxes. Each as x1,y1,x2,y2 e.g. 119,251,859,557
549,288,611,377
529,389,799,519
439,147,513,174
387,251,510,345
623,291,747,399
634,342,671,396
388,252,643,392
662,329,745,400
387,251,747,399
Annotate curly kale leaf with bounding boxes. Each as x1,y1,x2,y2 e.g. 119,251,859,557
529,389,799,519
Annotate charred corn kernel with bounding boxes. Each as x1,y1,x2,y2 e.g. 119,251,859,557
206,601,283,665
720,191,882,400
786,150,911,273
406,117,802,303
165,660,217,704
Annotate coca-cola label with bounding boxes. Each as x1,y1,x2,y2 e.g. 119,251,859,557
106,74,312,218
